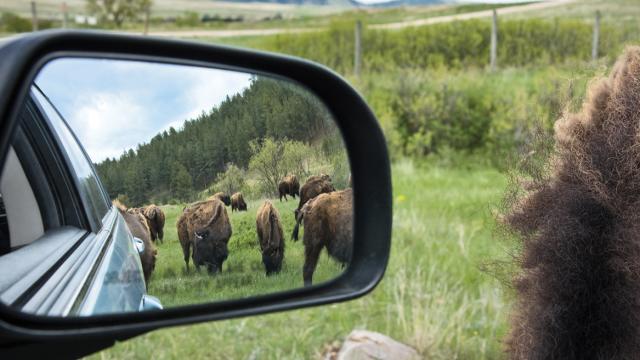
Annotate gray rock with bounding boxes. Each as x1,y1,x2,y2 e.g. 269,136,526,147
333,330,421,360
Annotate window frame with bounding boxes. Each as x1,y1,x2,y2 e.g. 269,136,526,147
30,85,110,233
0,88,121,316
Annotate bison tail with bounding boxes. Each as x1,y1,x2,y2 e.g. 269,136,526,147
292,210,303,242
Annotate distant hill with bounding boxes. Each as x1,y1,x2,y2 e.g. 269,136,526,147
349,0,446,7
220,0,449,6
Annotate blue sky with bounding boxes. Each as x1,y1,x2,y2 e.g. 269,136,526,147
35,58,252,163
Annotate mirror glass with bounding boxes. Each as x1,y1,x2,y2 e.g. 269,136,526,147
0,57,352,316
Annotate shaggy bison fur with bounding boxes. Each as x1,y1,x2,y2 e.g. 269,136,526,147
256,201,285,275
114,200,157,287
278,174,300,201
501,47,640,359
292,188,353,286
209,192,231,206
231,192,247,212
177,198,232,274
295,174,335,219
143,204,165,243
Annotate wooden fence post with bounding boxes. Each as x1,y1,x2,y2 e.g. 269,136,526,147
30,1,38,31
592,10,601,62
354,20,362,78
143,5,150,35
61,2,68,29
490,9,498,71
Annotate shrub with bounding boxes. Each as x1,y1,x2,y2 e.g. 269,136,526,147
248,138,314,196
0,12,32,33
212,164,246,197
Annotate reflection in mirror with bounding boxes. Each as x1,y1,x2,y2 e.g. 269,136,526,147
0,58,352,316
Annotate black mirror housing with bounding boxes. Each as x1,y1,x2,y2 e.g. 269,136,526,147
0,30,392,356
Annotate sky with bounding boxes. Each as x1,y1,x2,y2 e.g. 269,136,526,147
35,58,252,163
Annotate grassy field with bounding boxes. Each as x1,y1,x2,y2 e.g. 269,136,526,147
93,160,511,359
148,198,344,307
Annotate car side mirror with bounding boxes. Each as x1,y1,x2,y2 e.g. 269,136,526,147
0,30,391,357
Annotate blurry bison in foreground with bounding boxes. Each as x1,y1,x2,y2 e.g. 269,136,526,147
256,201,285,275
502,47,640,359
295,174,335,219
209,192,231,206
292,188,353,286
231,192,247,212
114,200,157,287
143,204,165,243
278,174,300,201
177,198,232,274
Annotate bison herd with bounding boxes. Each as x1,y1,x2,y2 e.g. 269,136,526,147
116,174,352,287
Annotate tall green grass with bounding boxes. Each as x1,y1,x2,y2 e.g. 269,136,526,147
93,160,510,359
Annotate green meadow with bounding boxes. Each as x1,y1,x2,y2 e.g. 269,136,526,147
94,160,510,359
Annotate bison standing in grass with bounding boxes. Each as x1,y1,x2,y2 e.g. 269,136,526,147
209,192,231,206
177,198,232,274
143,204,165,243
278,174,300,201
114,200,157,288
231,192,247,212
256,201,285,275
292,188,353,286
295,174,335,219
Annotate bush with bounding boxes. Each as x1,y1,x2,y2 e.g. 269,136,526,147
358,66,596,167
256,18,638,74
176,12,200,27
1,12,32,33
212,164,246,197
248,138,314,196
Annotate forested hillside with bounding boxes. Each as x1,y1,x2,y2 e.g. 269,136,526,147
95,76,337,206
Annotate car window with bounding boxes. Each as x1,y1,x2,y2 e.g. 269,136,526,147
32,88,109,228
0,195,8,255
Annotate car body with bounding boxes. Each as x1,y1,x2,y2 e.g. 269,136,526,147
0,85,161,316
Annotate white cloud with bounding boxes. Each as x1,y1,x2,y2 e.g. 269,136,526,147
37,59,252,163
69,92,150,162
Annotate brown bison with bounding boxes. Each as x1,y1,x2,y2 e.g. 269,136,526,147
177,198,232,274
209,192,231,206
295,174,335,219
278,174,300,201
501,47,640,358
256,201,285,275
143,204,165,243
114,200,157,287
231,192,247,212
292,188,353,286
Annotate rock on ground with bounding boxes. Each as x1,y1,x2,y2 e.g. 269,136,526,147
326,330,421,360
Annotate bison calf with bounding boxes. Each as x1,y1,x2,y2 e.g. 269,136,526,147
114,200,157,288
256,201,285,275
292,188,353,286
231,192,247,212
177,198,232,274
278,174,300,201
